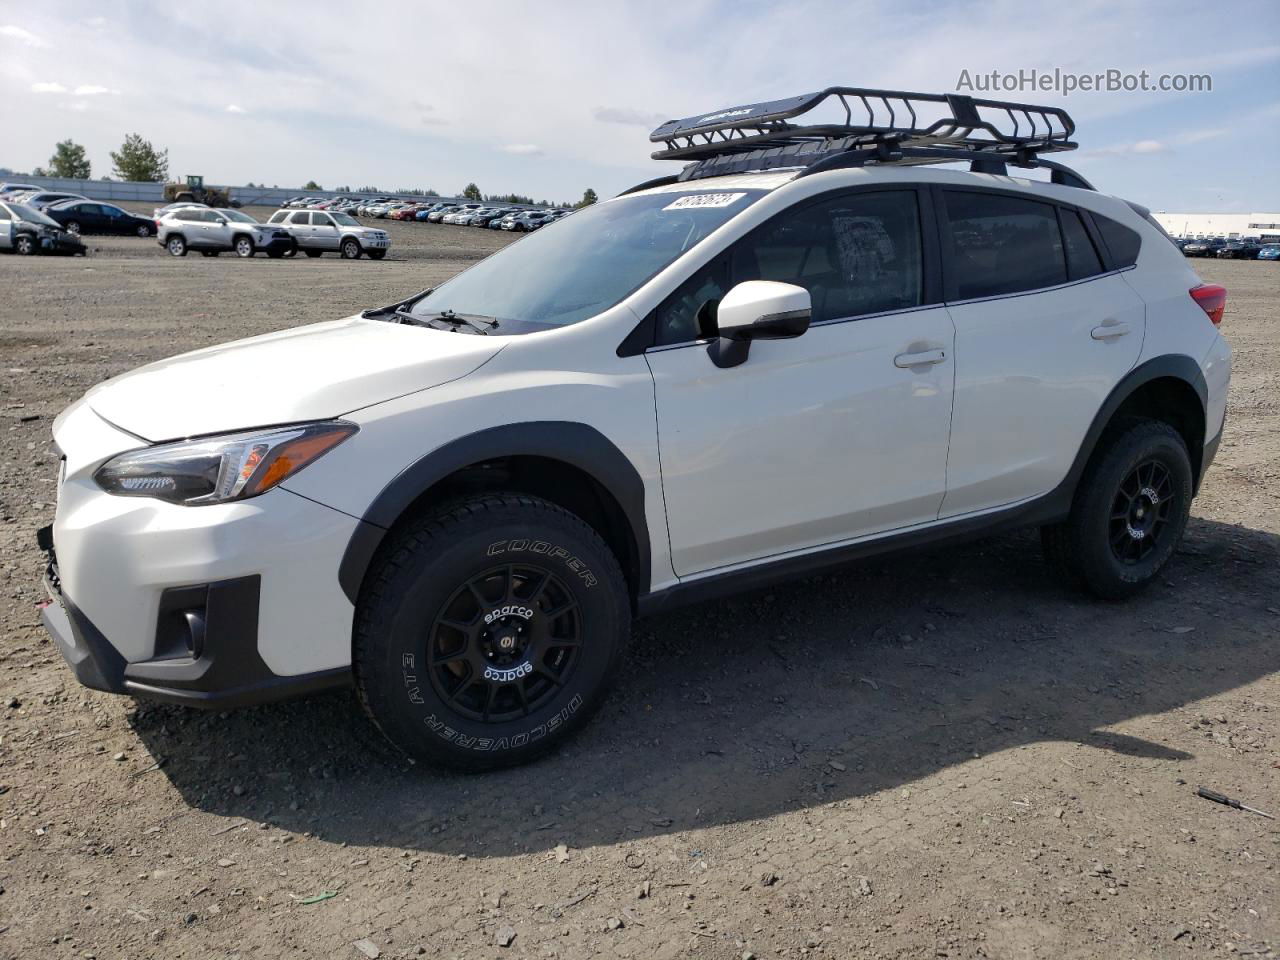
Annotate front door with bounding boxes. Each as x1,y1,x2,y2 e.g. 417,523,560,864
646,188,956,577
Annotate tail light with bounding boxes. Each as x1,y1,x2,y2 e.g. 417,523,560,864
1190,284,1227,327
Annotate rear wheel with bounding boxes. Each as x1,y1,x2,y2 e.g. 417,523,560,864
135,224,151,238
354,494,630,771
282,240,298,258
341,238,361,259
1041,419,1192,600
166,235,187,257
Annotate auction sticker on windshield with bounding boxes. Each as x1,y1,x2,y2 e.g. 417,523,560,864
663,193,747,211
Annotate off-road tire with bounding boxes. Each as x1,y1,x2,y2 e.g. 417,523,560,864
1041,419,1192,600
341,238,361,259
354,494,630,771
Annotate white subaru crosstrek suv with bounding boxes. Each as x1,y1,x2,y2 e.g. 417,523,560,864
39,88,1231,770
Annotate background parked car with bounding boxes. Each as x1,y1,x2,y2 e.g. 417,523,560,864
16,191,88,211
156,207,293,258
1259,243,1280,261
0,200,85,255
0,183,39,199
44,199,157,237
266,208,390,259
1181,238,1226,257
1216,240,1262,259
152,200,209,220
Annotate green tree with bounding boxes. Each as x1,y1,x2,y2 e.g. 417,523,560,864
109,133,168,182
303,180,323,190
462,182,482,201
48,139,91,179
576,187,598,208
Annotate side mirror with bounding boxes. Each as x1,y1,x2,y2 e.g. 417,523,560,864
215,217,228,225
708,280,811,368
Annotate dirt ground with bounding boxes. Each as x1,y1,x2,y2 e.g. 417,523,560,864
0,206,1276,960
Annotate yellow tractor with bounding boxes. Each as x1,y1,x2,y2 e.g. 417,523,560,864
162,175,238,208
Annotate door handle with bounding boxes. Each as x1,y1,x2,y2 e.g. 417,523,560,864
894,348,947,368
1091,320,1131,340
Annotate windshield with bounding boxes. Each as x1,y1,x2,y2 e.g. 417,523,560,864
332,212,360,226
10,203,58,226
410,189,765,327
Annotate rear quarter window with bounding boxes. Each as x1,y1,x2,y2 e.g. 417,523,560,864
1093,213,1142,268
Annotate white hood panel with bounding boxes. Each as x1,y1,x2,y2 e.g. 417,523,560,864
86,316,502,442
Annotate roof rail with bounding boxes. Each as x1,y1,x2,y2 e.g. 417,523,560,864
643,87,1092,189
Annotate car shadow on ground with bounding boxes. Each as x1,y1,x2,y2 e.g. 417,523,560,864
128,515,1279,857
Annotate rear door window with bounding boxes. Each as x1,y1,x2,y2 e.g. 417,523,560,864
943,191,1067,299
290,211,311,225
1059,208,1105,280
1093,213,1142,268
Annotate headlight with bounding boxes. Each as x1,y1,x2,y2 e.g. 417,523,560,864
94,421,357,506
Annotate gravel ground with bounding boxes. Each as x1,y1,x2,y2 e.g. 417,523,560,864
1,208,1277,960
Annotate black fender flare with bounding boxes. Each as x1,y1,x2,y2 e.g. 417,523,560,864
1056,353,1208,506
337,422,650,604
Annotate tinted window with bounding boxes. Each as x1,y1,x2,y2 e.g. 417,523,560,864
175,210,201,221
944,192,1066,299
313,214,334,227
655,190,923,344
102,205,124,217
1094,214,1142,268
1060,208,1104,280
290,211,311,224
269,211,287,223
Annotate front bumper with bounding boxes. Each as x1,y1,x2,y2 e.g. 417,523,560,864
257,232,294,253
40,400,361,708
39,549,349,708
41,232,85,255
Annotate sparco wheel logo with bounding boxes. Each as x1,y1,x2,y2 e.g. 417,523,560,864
483,661,532,683
483,605,534,624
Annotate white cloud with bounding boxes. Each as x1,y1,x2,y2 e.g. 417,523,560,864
501,144,544,156
1131,140,1169,154
73,84,118,96
226,104,246,114
593,106,670,127
30,81,67,93
0,25,47,47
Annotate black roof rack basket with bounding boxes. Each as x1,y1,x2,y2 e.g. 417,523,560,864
645,87,1091,189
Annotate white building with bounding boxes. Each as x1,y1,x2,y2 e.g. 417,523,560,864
1150,212,1280,242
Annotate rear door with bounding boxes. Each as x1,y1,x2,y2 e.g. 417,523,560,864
289,211,314,247
0,204,10,250
938,189,1146,517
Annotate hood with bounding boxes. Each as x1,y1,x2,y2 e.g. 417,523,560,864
86,315,503,442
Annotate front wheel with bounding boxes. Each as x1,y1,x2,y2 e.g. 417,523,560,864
166,235,187,257
15,234,36,255
354,494,630,771
340,238,361,259
234,236,255,258
1041,420,1193,600
65,221,82,236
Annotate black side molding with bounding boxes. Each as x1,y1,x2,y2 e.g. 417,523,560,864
337,422,651,604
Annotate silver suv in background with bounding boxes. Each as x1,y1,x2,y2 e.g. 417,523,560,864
266,209,390,259
156,208,294,258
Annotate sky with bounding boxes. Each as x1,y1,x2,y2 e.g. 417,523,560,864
1,0,1277,211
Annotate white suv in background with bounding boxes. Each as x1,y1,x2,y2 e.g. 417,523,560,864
266,208,391,259
156,207,294,258
38,87,1230,771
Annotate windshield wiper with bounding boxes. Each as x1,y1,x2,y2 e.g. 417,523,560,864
392,308,499,334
